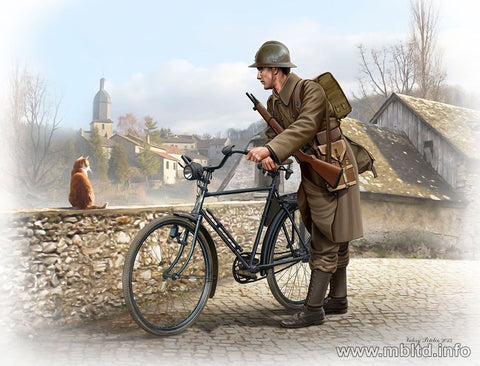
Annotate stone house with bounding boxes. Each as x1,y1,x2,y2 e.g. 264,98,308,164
162,135,198,152
153,151,178,185
110,133,179,184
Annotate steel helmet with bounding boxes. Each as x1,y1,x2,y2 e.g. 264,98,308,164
249,41,297,68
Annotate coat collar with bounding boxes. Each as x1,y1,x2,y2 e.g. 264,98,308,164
273,73,302,105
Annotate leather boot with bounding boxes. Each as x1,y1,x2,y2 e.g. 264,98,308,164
280,270,331,328
323,266,348,315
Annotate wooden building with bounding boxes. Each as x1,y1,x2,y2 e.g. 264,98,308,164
370,93,480,191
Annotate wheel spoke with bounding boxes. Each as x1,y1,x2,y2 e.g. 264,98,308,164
267,205,310,309
123,217,212,335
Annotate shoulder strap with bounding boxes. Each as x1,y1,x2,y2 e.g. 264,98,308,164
293,79,306,114
293,78,332,163
325,88,331,163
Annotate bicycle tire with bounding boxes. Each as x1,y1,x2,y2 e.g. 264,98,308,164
122,216,213,335
265,204,311,309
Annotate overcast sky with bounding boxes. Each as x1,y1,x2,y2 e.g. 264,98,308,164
1,0,479,136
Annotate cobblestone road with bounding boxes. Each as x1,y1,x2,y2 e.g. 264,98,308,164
2,258,480,366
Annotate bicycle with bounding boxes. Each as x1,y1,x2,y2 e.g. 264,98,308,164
122,145,311,335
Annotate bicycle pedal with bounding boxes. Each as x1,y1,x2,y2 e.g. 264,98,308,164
236,270,257,279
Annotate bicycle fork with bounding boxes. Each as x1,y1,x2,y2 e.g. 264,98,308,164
162,215,205,280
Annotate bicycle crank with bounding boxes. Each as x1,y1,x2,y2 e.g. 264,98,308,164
232,253,262,283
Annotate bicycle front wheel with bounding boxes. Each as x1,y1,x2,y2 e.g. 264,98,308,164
265,205,311,309
122,216,213,335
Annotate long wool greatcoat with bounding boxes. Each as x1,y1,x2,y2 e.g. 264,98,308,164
265,73,363,243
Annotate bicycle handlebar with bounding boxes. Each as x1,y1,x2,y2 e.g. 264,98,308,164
204,145,248,172
180,144,293,181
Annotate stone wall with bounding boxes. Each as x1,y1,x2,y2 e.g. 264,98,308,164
355,193,472,258
1,195,474,330
1,202,264,330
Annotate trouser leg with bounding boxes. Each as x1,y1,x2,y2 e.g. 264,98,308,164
329,241,349,297
308,224,341,273
280,269,331,328
280,223,340,328
324,242,349,315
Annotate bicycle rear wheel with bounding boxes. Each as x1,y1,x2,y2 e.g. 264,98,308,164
122,216,213,335
265,205,310,309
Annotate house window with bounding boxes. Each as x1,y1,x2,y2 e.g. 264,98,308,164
102,123,105,130
423,140,433,164
166,161,169,169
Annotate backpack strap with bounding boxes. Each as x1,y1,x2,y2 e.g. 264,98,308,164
324,87,332,163
293,79,306,115
293,78,332,163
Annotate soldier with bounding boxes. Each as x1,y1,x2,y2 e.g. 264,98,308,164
246,41,363,328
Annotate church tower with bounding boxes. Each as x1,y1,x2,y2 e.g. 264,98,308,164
91,78,113,138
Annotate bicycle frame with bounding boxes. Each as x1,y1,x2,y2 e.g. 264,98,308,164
164,151,309,281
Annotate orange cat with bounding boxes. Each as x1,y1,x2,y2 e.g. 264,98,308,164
69,156,107,209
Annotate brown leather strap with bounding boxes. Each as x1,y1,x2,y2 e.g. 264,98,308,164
293,78,332,162
293,79,305,113
325,88,331,163
316,127,341,145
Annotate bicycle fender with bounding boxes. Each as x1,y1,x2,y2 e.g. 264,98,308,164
260,202,298,270
173,212,219,298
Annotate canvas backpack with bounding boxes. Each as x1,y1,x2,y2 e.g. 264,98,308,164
293,72,377,177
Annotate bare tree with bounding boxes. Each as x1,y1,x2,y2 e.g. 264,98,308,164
8,67,62,194
354,45,392,120
355,0,446,112
390,41,417,95
357,44,390,100
409,0,446,99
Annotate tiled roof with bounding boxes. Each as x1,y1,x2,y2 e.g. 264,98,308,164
163,135,197,144
112,134,141,145
153,151,177,161
221,120,459,202
159,144,184,155
341,119,458,201
372,93,480,159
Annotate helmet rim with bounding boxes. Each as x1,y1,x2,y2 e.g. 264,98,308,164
249,41,297,68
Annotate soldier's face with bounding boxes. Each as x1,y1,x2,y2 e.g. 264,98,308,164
257,67,274,90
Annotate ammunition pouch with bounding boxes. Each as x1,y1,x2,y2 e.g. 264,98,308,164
316,138,357,192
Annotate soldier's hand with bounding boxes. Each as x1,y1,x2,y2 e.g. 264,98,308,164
246,147,270,162
261,157,278,171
